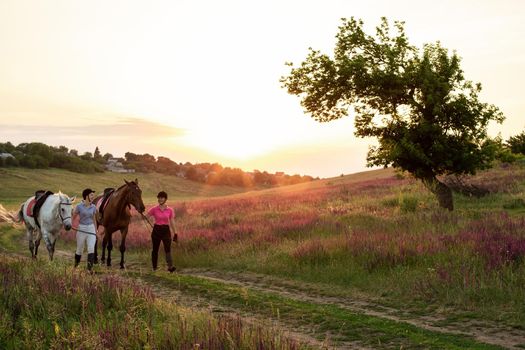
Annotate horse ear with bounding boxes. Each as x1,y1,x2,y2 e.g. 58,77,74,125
134,178,139,184
124,179,130,185
71,196,76,203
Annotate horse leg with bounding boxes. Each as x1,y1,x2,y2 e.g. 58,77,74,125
26,229,35,258
35,238,41,258
51,239,56,261
93,236,99,264
93,223,100,264
106,234,113,267
40,229,51,261
34,229,42,258
29,239,35,258
101,229,107,264
42,230,54,261
119,228,128,269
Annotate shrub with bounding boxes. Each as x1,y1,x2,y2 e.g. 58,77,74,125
400,196,418,213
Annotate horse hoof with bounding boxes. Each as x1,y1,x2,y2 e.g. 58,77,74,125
120,265,125,270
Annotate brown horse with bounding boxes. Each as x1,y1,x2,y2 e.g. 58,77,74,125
94,179,146,269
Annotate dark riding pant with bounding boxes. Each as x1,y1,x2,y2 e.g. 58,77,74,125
151,224,173,270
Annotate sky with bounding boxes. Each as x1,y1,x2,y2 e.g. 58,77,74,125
1,0,524,178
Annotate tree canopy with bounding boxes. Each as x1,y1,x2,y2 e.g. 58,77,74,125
281,17,504,210
506,131,525,155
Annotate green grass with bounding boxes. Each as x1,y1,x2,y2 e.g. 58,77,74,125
0,238,309,349
0,167,251,208
2,164,525,348
135,271,503,349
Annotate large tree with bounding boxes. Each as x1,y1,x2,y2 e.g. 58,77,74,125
281,17,504,210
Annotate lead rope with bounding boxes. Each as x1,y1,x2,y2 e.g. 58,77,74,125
71,226,97,236
140,212,154,230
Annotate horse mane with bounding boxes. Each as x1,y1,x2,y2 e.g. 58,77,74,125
115,180,137,193
109,181,135,209
56,191,70,202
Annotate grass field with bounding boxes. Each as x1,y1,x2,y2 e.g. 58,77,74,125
1,164,525,348
0,167,254,208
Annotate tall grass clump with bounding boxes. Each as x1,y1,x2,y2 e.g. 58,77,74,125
400,213,525,324
0,256,307,349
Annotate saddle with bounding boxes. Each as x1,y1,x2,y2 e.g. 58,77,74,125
27,190,54,228
97,187,115,221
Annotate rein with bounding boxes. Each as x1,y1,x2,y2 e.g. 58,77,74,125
140,212,154,229
71,226,97,236
58,200,96,235
59,200,96,236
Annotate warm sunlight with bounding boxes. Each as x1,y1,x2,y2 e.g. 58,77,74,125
1,0,524,177
1,2,525,347
181,126,279,160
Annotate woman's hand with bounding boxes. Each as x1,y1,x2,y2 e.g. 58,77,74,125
170,217,177,242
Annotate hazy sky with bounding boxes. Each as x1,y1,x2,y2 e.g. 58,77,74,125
1,0,524,178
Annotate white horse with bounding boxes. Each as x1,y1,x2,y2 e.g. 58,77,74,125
18,192,75,260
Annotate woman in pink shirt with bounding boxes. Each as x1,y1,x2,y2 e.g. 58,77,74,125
146,191,177,272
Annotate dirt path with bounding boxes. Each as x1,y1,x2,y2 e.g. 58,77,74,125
134,275,368,350
4,234,524,350
48,249,351,349
178,268,525,350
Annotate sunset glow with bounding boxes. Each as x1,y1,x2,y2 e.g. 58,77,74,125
1,0,524,177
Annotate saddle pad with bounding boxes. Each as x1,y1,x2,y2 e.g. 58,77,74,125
95,198,104,212
26,199,36,217
96,190,114,213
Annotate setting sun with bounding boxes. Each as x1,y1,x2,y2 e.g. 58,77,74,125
180,126,279,160
1,0,524,178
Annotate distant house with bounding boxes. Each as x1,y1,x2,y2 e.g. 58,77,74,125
0,152,14,159
105,157,135,173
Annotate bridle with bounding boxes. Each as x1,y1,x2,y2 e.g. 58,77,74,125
120,183,146,216
58,201,73,223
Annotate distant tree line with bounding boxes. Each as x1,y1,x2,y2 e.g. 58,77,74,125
486,131,525,164
0,141,316,187
123,152,316,187
0,142,105,173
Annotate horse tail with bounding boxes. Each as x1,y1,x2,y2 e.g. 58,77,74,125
16,203,24,223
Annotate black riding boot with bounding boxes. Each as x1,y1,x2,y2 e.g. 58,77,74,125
74,254,81,267
87,253,95,272
166,253,175,273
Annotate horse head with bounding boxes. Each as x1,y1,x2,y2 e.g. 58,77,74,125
124,178,146,213
57,192,75,231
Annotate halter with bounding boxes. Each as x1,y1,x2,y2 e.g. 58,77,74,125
58,201,73,223
122,183,141,210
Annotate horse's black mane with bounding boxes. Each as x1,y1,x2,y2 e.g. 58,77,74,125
116,181,137,192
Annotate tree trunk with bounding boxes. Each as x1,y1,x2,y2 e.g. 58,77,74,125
422,176,454,211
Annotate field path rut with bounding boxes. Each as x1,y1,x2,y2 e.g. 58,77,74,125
175,268,525,349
